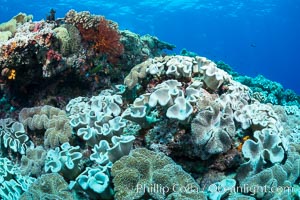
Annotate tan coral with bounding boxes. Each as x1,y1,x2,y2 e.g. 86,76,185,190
234,101,282,132
191,100,236,159
19,105,72,148
195,56,232,91
124,59,149,89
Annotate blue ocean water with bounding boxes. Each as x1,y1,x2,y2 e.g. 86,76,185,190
1,0,299,93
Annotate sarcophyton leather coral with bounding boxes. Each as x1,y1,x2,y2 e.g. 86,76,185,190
111,148,206,200
191,100,235,160
44,142,82,180
238,148,300,199
19,105,72,148
70,166,113,200
0,157,36,200
20,146,47,177
0,118,34,154
66,89,127,146
19,173,73,200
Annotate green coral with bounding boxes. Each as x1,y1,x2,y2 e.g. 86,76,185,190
53,27,71,56
54,24,81,56
19,173,73,200
0,12,33,41
111,148,206,200
20,146,47,177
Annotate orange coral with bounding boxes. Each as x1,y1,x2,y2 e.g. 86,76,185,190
8,69,16,80
77,17,124,64
1,41,18,59
237,135,250,152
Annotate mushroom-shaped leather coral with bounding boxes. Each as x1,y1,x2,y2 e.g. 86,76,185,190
166,96,193,121
196,56,231,91
69,166,113,200
234,101,281,132
0,157,36,200
238,150,300,199
20,146,47,177
148,79,182,107
45,142,82,180
19,105,72,148
191,101,235,159
242,128,285,165
67,90,126,146
165,55,193,77
19,173,73,200
111,148,206,200
0,118,34,154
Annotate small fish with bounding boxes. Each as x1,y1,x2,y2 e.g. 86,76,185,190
94,75,100,83
250,43,256,48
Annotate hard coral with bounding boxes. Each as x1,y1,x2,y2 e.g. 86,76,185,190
77,17,124,64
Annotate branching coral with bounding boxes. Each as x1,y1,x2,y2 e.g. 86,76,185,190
76,17,124,64
94,18,124,61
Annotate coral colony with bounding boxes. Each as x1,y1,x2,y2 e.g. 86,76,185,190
0,9,299,200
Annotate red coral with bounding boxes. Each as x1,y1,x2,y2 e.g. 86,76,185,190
77,17,124,64
46,49,62,61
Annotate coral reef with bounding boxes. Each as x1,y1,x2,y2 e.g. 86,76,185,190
0,12,33,39
0,9,299,200
217,61,300,107
120,30,175,68
65,10,124,64
0,10,173,110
